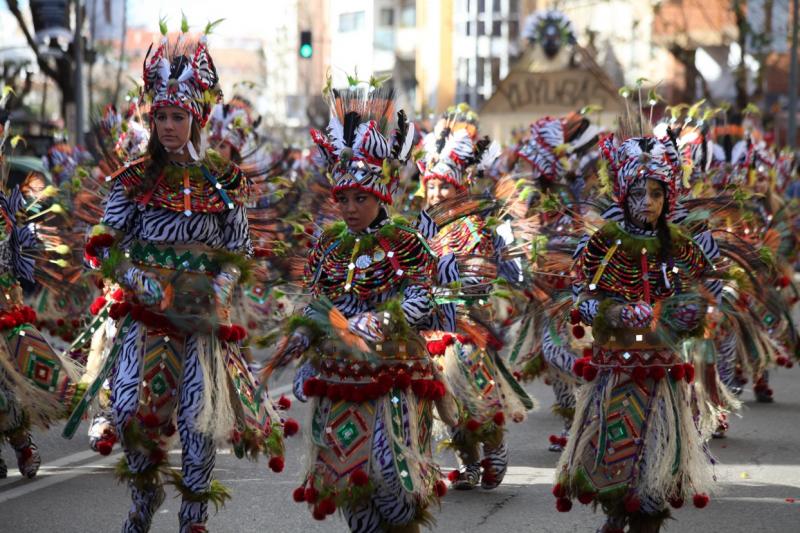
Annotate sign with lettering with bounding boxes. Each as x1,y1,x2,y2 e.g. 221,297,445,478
482,69,622,114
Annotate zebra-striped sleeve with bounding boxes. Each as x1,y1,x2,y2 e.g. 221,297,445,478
220,204,253,256
401,284,433,328
101,180,135,232
578,297,601,325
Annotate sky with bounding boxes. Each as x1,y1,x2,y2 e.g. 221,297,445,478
127,0,271,38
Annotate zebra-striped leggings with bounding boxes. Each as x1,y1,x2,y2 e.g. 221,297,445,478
112,323,216,531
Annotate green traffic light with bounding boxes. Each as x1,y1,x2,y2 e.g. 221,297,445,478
300,43,313,58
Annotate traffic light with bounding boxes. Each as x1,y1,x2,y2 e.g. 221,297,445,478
299,30,313,59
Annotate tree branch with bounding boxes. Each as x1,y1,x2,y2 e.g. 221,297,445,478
6,0,59,79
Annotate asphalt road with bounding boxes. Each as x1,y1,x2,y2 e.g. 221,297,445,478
2,369,800,532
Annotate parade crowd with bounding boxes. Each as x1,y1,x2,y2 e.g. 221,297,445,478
0,15,798,533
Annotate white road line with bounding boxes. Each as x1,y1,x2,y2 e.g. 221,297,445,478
0,448,100,486
0,453,122,505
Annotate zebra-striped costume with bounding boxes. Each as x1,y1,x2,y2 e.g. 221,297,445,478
97,158,280,532
292,210,442,532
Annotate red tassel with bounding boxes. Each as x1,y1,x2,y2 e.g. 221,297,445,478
555,497,572,512
649,366,666,381
277,395,292,410
434,479,448,497
669,496,684,509
96,439,114,456
320,497,336,515
577,492,595,504
684,363,695,383
552,483,566,498
572,325,585,339
572,358,587,377
395,371,412,389
350,469,369,487
493,412,505,426
549,434,560,445
292,486,306,502
268,456,285,473
670,364,686,381
311,507,326,521
448,470,459,483
304,486,318,504
632,366,648,382
283,418,299,437
624,494,641,513
692,493,709,508
466,419,481,432
582,364,598,382
570,308,581,325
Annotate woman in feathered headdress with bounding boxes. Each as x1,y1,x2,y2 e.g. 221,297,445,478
74,19,293,532
555,133,716,532
271,77,446,532
416,103,532,491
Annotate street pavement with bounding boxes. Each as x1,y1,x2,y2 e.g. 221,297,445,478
2,369,800,532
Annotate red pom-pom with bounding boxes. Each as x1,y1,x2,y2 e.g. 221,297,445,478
684,363,695,383
572,325,585,339
292,486,306,502
326,384,342,402
570,308,581,325
624,495,641,513
573,358,587,377
395,371,412,389
555,497,573,512
108,301,132,320
558,436,568,447
670,364,685,381
441,334,454,346
149,448,166,464
350,468,370,487
141,413,160,428
692,493,709,508
577,492,595,504
649,366,666,381
448,470,460,483
268,456,285,473
304,487,318,504
776,355,789,367
311,507,326,521
552,483,566,498
320,497,336,515
426,340,446,356
582,364,598,382
632,366,648,382
96,439,114,456
778,275,791,288
786,360,795,369
549,434,560,445
669,496,684,509
493,412,506,426
434,479,448,497
466,419,481,432
277,395,292,410
283,418,300,437
90,297,107,316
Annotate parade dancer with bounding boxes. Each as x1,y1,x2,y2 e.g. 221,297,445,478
272,79,448,532
417,104,532,490
76,20,290,532
554,134,715,533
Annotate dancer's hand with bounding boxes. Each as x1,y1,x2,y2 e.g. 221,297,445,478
616,301,653,329
347,312,385,343
122,267,164,307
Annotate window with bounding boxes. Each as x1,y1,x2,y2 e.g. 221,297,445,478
492,0,501,12
338,11,365,32
477,57,486,86
492,20,502,36
466,21,472,36
400,4,416,27
509,20,519,40
379,8,394,26
478,0,486,13
509,0,519,14
491,57,501,87
477,20,485,35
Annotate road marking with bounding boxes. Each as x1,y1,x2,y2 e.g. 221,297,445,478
0,453,121,504
0,449,101,486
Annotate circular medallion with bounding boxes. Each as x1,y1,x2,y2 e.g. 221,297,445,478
355,254,372,269
372,249,386,262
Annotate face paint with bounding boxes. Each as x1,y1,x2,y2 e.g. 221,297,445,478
626,178,665,228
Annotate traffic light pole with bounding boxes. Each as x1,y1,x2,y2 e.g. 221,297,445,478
788,0,798,148
73,0,85,146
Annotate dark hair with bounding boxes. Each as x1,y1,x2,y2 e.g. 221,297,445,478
131,110,202,198
624,179,672,262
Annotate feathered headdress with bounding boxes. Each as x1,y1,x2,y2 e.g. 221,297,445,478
517,113,598,182
43,143,91,185
521,10,577,58
208,99,253,155
141,17,222,127
417,103,499,191
600,134,682,215
310,79,415,204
